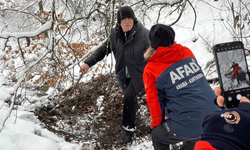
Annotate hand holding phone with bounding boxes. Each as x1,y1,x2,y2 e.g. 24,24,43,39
213,41,250,108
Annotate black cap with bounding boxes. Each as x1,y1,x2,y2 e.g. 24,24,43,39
117,6,135,23
149,24,175,50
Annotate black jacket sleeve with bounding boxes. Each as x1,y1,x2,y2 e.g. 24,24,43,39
84,39,111,67
238,102,250,112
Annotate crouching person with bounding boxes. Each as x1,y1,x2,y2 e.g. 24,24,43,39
142,24,220,150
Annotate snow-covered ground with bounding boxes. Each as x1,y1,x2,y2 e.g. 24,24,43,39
0,0,249,150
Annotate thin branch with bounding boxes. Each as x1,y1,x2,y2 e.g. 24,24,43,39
187,0,197,30
2,8,44,24
68,38,107,70
231,2,237,29
56,71,84,107
198,33,212,50
169,0,187,26
0,48,51,133
17,38,26,65
156,6,166,23
0,19,53,39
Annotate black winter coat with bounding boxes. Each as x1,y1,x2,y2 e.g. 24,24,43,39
84,21,149,94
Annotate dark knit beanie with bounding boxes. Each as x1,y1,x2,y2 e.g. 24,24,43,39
149,24,175,50
117,6,135,23
200,103,250,150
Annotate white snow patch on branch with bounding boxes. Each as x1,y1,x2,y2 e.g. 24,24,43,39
0,20,53,38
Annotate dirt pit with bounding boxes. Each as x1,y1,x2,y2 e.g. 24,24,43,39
35,73,151,149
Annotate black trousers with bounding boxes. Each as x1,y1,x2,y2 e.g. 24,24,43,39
122,78,137,130
151,121,199,150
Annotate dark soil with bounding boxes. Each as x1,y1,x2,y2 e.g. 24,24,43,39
34,73,151,149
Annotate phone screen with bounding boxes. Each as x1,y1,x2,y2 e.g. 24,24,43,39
214,41,250,107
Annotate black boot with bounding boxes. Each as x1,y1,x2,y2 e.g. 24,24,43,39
120,130,133,144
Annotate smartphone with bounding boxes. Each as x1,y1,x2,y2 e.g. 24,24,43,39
213,41,250,108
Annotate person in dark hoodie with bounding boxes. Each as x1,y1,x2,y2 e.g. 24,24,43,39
143,24,220,150
194,87,250,150
79,6,149,144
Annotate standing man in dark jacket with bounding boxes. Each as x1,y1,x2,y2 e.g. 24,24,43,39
80,6,149,144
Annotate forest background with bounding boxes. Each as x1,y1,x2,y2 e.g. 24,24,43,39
0,0,250,149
